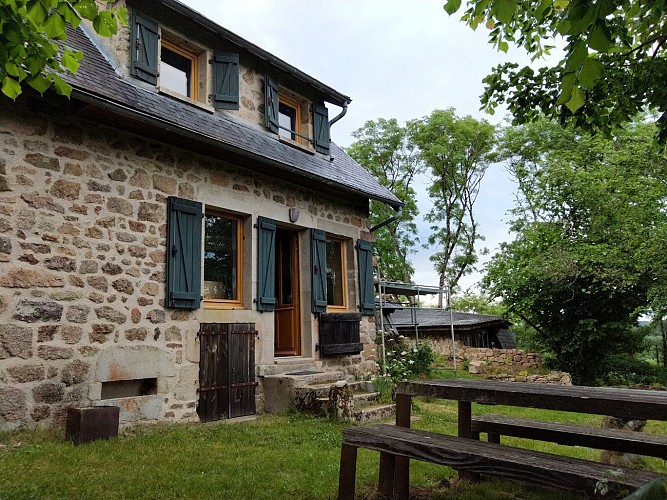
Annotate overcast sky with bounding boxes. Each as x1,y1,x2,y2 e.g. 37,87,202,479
183,0,535,294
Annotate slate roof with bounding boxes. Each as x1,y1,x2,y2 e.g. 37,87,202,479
61,26,402,209
388,308,508,331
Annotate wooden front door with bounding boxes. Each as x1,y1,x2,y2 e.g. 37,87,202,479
274,228,301,356
198,323,257,421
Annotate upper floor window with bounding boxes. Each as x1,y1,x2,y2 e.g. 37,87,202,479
265,75,331,155
278,97,300,142
204,210,243,306
160,39,197,99
130,10,239,110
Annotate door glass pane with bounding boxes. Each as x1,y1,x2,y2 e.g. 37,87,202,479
326,240,344,306
276,233,293,305
204,214,238,300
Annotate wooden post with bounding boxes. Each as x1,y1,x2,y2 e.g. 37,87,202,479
393,393,412,499
457,400,479,481
378,452,396,497
337,443,358,500
458,401,472,438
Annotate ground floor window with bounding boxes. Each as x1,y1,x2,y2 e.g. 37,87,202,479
326,237,347,309
204,210,243,306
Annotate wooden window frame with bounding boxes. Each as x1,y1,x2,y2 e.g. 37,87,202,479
203,208,244,310
278,95,302,143
326,236,348,311
160,38,199,100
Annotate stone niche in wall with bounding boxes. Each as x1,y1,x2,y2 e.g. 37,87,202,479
92,345,175,423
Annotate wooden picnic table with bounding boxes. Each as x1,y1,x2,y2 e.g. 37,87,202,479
379,378,667,498
395,378,667,439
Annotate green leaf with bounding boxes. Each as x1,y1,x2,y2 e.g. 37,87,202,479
49,74,72,97
41,12,66,39
557,72,576,105
92,10,117,37
4,61,26,79
492,0,516,24
73,0,99,21
443,0,462,16
499,40,509,53
61,49,83,73
1,75,21,99
27,73,50,94
578,57,604,89
589,22,611,52
26,1,48,27
57,2,82,29
564,42,587,71
565,85,585,113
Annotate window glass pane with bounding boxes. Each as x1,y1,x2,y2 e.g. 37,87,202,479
326,240,344,306
161,46,191,97
279,102,297,140
204,214,238,300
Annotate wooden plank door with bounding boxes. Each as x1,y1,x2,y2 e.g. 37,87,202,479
229,324,257,418
198,323,257,422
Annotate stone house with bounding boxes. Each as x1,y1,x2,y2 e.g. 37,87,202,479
0,0,401,429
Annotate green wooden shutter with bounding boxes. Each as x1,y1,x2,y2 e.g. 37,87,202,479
311,229,327,314
313,104,330,155
166,197,202,309
257,217,277,312
264,75,279,133
357,239,375,316
213,52,239,110
131,10,159,85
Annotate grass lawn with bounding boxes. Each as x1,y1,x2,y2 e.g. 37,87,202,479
1,397,665,499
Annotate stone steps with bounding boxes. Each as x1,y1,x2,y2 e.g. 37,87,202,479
262,367,395,422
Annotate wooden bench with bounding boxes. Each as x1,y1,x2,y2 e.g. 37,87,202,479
471,414,667,459
337,424,664,500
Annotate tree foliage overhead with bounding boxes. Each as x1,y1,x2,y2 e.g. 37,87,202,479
1,0,126,100
347,118,423,282
444,0,667,144
485,117,667,384
412,108,496,298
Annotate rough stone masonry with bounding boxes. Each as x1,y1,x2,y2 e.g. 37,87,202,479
0,95,372,430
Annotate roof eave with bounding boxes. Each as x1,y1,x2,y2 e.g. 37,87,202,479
71,88,399,208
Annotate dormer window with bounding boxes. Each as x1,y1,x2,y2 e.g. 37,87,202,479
130,10,239,110
265,75,331,155
160,40,197,99
278,98,300,141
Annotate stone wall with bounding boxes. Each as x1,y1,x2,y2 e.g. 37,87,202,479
425,337,541,371
0,95,373,430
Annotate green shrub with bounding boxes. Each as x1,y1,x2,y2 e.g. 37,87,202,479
599,355,667,387
376,331,434,383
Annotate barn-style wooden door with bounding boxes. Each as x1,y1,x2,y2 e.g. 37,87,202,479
198,323,257,422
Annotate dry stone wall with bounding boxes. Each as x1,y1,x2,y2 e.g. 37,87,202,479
0,95,371,430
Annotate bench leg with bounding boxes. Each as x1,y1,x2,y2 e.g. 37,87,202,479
394,393,412,499
378,451,396,497
457,401,480,482
487,432,500,444
338,443,358,500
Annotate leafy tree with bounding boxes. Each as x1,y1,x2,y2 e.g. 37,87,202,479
1,0,126,100
485,117,667,384
443,0,667,144
451,291,504,316
411,108,496,302
347,118,423,282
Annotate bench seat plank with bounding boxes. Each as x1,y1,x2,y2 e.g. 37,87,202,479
471,414,667,459
341,424,664,499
